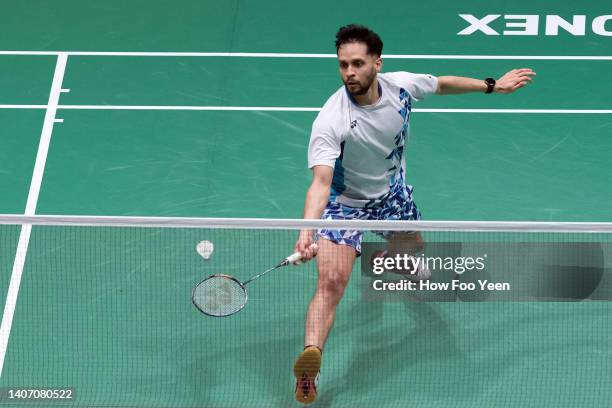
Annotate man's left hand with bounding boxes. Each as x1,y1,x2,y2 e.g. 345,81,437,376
495,68,536,93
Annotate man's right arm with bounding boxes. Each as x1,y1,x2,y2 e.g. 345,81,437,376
303,165,333,219
295,165,333,259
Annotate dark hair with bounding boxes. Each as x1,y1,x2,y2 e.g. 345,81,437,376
335,24,383,57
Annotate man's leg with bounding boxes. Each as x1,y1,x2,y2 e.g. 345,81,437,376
376,231,431,280
305,238,356,348
294,238,356,404
387,231,424,255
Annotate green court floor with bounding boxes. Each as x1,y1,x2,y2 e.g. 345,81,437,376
0,0,611,407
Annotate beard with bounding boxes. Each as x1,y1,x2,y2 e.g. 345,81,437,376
344,70,376,96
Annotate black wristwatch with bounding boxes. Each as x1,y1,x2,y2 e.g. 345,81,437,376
484,78,496,94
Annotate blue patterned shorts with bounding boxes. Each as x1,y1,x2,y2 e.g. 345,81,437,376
316,183,421,254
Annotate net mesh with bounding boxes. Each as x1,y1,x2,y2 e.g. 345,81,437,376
0,215,611,408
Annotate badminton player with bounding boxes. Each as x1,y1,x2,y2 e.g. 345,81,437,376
292,24,535,404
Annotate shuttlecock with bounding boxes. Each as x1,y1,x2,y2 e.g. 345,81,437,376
196,240,214,260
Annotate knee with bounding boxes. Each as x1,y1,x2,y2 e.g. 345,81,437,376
316,268,351,301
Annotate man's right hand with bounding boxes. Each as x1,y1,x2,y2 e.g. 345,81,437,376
294,229,316,261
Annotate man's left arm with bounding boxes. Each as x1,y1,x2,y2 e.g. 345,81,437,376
436,68,536,95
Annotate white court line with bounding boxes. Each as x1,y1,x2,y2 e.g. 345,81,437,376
0,50,611,60
1,104,611,114
415,108,612,114
0,53,68,377
57,105,321,112
0,105,47,109
57,106,612,114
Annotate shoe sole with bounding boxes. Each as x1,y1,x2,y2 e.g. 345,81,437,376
294,347,321,404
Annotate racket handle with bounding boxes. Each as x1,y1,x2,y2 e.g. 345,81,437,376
287,243,318,265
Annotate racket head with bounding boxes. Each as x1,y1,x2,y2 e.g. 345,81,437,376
192,274,248,317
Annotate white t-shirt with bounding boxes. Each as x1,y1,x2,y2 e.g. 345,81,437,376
308,71,438,208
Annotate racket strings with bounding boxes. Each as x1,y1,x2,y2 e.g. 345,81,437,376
194,276,247,316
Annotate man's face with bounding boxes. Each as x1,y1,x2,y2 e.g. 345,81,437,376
337,42,382,96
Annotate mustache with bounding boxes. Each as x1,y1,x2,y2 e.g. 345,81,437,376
345,80,359,85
